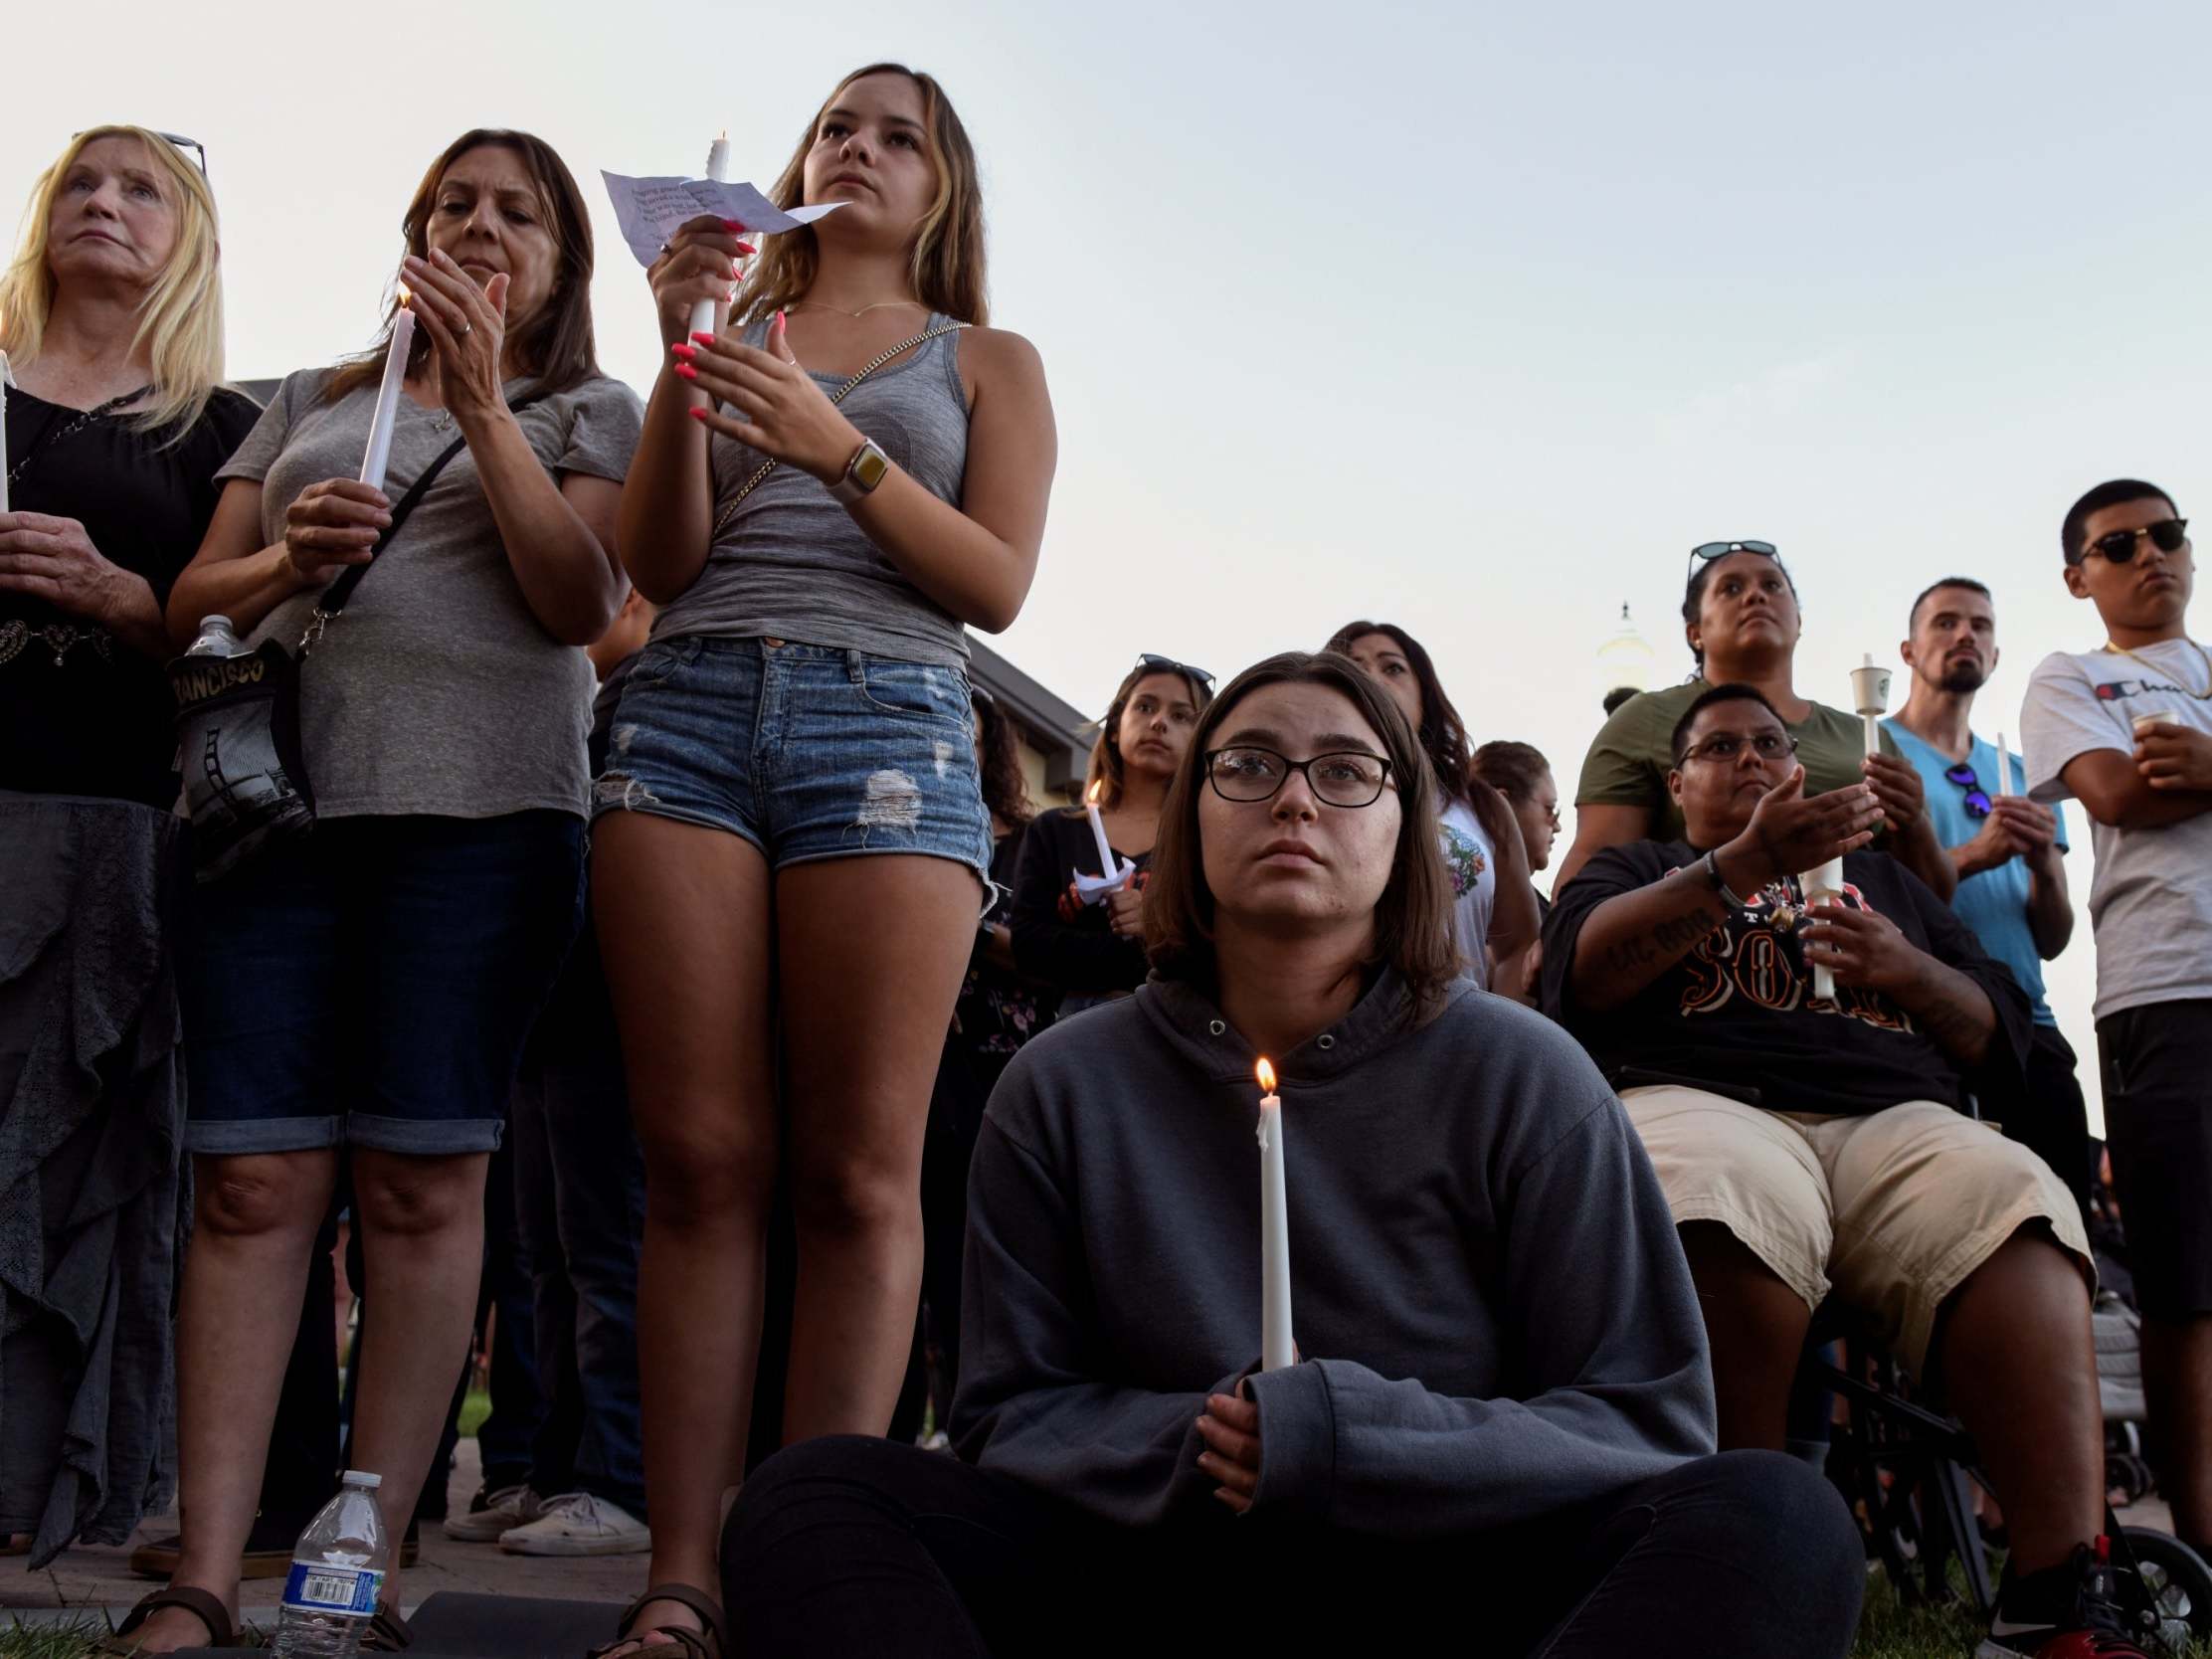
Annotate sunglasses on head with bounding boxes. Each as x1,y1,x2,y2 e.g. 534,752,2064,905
2074,518,2188,567
1137,652,1214,688
1943,762,1992,819
73,128,208,179
1692,540,1779,561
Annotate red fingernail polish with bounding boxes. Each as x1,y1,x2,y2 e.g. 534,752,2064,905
672,363,697,380
776,309,787,327
736,243,756,257
686,406,708,422
670,342,695,358
690,331,716,346
721,219,746,233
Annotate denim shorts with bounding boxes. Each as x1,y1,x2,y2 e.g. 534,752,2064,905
591,636,991,883
179,812,585,1157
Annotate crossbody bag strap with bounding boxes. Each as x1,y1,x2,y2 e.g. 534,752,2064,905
301,391,551,651
710,322,966,538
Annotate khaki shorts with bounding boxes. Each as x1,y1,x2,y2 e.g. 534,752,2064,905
1621,1085,2093,1376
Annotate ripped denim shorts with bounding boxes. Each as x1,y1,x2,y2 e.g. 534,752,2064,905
591,635,992,883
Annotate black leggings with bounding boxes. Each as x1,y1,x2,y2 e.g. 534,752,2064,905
723,1437,1864,1658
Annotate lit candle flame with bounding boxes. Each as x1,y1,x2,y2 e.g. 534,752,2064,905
397,281,412,306
1087,782,1102,806
1255,1058,1276,1093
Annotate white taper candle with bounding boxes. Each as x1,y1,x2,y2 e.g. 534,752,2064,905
1255,1059,1295,1373
686,133,731,341
358,305,416,495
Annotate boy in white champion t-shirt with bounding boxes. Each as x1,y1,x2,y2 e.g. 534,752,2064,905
2022,477,2212,1577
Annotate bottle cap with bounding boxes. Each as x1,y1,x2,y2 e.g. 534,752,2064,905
203,614,234,631
339,1469,383,1489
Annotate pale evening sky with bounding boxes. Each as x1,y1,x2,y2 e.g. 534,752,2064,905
13,0,2212,1129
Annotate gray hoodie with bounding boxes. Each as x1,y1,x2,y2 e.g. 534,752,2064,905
951,971,1717,1537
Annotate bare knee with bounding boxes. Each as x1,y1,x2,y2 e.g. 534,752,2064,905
193,1152,330,1240
637,1111,776,1228
351,1153,486,1240
789,1150,920,1244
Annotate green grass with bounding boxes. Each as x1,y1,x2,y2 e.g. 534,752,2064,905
456,1384,491,1440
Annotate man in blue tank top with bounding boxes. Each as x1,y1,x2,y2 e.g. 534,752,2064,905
1884,576,2092,1206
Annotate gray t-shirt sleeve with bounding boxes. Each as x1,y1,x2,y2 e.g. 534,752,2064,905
548,377,644,484
215,369,315,484
2021,651,2123,804
1244,1082,1717,1534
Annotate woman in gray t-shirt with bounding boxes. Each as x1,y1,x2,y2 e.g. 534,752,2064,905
589,64,1057,1655
139,129,640,1651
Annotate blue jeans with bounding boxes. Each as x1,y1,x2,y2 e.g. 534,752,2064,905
181,812,586,1155
510,920,647,1515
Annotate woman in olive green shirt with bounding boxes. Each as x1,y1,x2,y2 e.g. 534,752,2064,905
1555,546,1955,900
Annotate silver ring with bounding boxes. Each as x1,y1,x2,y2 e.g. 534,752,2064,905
457,323,472,337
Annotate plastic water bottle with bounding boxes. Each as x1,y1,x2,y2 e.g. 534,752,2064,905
273,1470,387,1659
185,613,245,658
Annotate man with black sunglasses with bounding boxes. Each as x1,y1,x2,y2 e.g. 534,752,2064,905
1885,578,2090,1208
2024,478,2212,1573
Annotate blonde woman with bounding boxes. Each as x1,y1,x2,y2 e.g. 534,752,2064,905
594,62,1056,1658
0,126,256,1578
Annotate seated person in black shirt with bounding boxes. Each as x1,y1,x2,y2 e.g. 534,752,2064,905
1542,684,2133,1659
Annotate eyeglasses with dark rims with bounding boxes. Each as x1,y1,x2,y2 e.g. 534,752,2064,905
1676,731,1799,767
1204,747,1394,808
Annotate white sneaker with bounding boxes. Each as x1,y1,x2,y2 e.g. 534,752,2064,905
498,1491,651,1557
443,1483,541,1542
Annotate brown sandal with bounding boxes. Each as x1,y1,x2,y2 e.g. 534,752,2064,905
360,1604,417,1651
93,1586,238,1654
586,1583,725,1659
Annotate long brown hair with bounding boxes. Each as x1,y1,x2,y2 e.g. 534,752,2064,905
1144,652,1460,1019
738,63,988,326
974,692,1033,829
324,129,600,405
1079,661,1214,811
1323,620,1474,808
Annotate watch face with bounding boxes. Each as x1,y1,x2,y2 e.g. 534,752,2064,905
853,446,891,489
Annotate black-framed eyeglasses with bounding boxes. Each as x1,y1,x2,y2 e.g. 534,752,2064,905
1138,652,1213,688
2073,518,2188,567
1943,762,1993,819
1205,747,1394,808
1677,731,1798,766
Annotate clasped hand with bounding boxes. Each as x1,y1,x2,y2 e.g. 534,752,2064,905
401,248,511,427
1801,900,1923,995
0,510,141,624
1196,1386,1262,1516
2134,721,2212,793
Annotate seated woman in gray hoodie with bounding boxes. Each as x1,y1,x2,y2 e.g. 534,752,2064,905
720,651,1864,1658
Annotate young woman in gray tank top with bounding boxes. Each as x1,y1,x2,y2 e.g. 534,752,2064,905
591,63,1056,1657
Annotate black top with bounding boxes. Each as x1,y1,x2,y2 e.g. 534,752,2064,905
1,384,261,807
1009,809,1153,996
1540,841,2031,1117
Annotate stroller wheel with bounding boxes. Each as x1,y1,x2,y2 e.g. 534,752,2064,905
2120,1527,2212,1646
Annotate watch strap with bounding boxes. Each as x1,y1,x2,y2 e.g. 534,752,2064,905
1702,848,1750,909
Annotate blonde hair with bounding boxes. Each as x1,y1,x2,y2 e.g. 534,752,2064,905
738,64,989,327
0,125,226,435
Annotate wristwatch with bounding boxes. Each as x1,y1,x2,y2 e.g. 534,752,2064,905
827,438,891,505
1701,847,1750,909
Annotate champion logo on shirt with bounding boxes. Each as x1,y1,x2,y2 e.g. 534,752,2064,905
2093,675,2190,701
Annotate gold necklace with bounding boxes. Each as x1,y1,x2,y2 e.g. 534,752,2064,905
2101,638,2212,699
785,298,925,320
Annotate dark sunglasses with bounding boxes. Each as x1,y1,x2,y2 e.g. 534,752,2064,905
1943,762,1992,819
1692,540,1779,561
1137,652,1213,688
2074,518,2188,567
